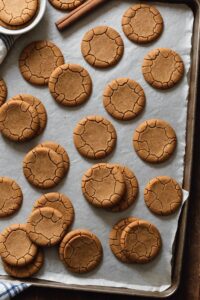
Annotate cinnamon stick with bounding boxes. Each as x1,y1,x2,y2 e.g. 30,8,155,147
56,0,107,31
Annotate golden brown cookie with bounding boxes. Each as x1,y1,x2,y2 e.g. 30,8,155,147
142,48,184,89
59,229,103,273
109,165,138,212
0,18,32,30
0,177,23,218
120,219,162,263
81,26,124,68
49,64,92,107
144,176,183,216
12,94,47,135
109,217,138,263
34,192,74,227
122,4,163,44
73,115,117,159
0,0,38,26
0,100,39,142
133,119,177,163
23,147,66,189
82,163,126,208
49,0,85,11
19,40,65,86
27,207,67,247
103,78,145,121
0,224,38,266
0,78,7,107
3,249,44,279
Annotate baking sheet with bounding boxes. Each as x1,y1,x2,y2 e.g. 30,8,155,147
0,0,194,293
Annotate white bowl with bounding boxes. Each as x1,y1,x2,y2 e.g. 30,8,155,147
0,0,47,35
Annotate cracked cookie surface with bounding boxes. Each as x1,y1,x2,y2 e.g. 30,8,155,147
142,48,184,89
0,177,23,217
0,0,38,26
103,78,145,121
34,192,74,227
122,4,163,44
23,147,66,189
49,0,86,11
27,207,67,247
73,115,117,159
0,224,38,266
0,78,7,107
81,26,124,68
19,40,65,86
59,229,103,273
120,219,162,263
109,217,138,263
144,176,182,216
49,64,92,107
12,94,47,135
133,119,177,163
3,248,44,278
82,163,126,208
0,100,39,142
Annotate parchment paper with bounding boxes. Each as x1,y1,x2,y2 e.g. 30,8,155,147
0,0,194,292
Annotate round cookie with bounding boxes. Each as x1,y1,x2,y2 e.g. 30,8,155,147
27,207,67,247
3,249,44,279
144,176,183,216
36,141,69,173
82,163,126,208
81,26,124,68
34,192,74,227
19,40,65,86
12,94,47,135
142,48,184,89
73,115,117,159
49,0,85,11
0,100,40,142
49,64,92,107
133,119,177,163
109,165,138,212
59,229,103,273
0,224,38,267
103,78,145,121
23,147,66,189
0,177,23,218
0,78,7,107
109,217,138,263
122,4,163,44
0,0,38,26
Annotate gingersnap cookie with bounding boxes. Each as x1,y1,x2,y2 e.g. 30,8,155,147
59,229,103,273
82,163,126,208
0,224,38,267
120,219,162,263
0,100,39,142
19,40,65,86
133,119,177,163
103,78,145,121
144,176,183,216
34,192,74,227
122,4,163,44
109,165,138,212
49,64,92,107
23,147,66,189
27,207,67,247
109,217,138,263
81,26,124,68
49,0,85,11
0,78,7,107
3,249,44,279
142,48,184,89
74,115,117,159
0,177,23,218
0,0,38,26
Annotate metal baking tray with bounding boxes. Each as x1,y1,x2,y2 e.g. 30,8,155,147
1,0,199,297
